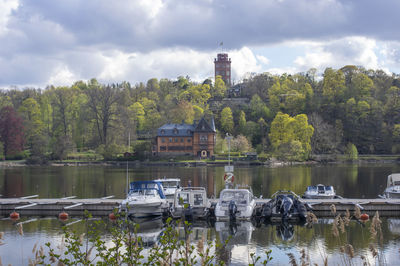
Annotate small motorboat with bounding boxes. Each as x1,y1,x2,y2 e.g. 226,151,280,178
261,190,308,223
383,173,400,199
303,184,336,199
170,187,211,220
214,186,256,221
154,177,181,198
119,181,168,218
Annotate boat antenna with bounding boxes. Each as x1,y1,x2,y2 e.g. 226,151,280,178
126,131,130,197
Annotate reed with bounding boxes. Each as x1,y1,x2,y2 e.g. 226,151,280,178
330,204,336,215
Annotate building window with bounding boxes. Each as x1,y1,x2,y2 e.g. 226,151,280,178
161,130,165,134
180,138,184,143
186,146,193,150
173,128,178,134
187,138,191,143
160,146,166,151
187,130,191,134
161,138,165,143
169,138,172,142
200,135,208,142
175,138,178,142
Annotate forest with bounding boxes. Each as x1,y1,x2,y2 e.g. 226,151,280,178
0,65,400,163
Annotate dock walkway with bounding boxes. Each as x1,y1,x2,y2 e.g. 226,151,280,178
1,198,400,218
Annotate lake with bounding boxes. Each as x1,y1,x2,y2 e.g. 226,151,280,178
1,163,400,265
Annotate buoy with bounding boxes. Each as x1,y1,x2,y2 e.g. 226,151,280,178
360,213,369,221
58,211,69,221
10,211,20,220
108,212,117,221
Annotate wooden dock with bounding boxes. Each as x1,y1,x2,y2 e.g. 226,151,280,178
1,198,400,218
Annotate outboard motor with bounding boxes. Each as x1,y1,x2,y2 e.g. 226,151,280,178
228,200,238,221
279,196,293,221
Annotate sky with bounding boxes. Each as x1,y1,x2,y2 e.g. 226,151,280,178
1,0,400,88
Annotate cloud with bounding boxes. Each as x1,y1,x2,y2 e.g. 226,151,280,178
293,37,381,71
1,0,400,87
0,0,19,35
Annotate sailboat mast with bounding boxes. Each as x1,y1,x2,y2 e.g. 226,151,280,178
126,132,130,197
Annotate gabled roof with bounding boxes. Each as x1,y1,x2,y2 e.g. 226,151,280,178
194,117,216,133
157,122,195,137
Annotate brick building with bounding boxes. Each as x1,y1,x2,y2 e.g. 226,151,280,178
156,117,216,158
214,53,231,86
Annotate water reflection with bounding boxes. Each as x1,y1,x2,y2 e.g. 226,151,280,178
1,215,400,265
1,164,399,199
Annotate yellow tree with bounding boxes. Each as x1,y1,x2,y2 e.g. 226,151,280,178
269,112,314,161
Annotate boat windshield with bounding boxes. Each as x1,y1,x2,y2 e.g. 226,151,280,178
163,181,179,188
317,185,325,191
130,188,158,197
193,193,204,206
326,186,333,191
307,186,317,191
220,191,248,205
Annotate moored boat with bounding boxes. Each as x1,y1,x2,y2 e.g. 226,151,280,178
261,190,307,223
214,186,256,221
154,177,181,198
119,181,168,218
303,184,336,199
383,173,400,198
170,187,211,220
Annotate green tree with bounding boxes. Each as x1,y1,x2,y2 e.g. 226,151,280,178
129,102,145,131
238,110,247,135
18,97,45,148
345,143,358,161
220,107,234,134
269,112,314,161
212,75,227,98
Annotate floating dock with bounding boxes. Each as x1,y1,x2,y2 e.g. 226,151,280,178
1,197,400,218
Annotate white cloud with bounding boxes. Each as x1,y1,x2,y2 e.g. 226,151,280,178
0,0,19,35
47,66,77,87
293,37,381,71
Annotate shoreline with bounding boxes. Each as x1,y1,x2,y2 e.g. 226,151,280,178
0,155,399,168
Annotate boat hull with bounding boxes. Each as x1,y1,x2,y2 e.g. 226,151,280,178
384,191,400,199
120,200,167,218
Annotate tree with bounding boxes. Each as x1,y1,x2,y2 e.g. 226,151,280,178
170,101,195,124
237,110,246,135
220,107,234,134
231,135,252,153
84,80,121,145
0,106,24,157
309,113,339,154
269,112,314,161
212,75,227,99
18,97,44,148
129,102,145,131
345,143,358,161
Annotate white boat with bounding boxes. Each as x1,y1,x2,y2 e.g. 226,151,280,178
170,187,211,219
303,184,336,199
154,177,181,198
119,181,168,218
215,186,256,221
383,173,400,198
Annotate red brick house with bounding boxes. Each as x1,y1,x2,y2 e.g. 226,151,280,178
156,117,216,158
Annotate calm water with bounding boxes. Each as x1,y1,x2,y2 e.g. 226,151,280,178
1,163,400,265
